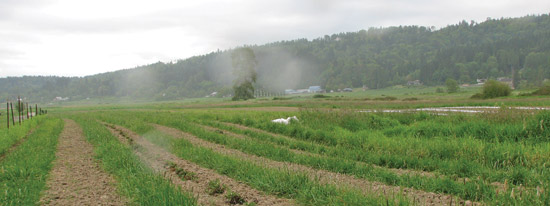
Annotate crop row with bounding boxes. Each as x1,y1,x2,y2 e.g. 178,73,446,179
0,117,63,205
91,111,411,205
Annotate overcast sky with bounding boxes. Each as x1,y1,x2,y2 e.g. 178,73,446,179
1,0,548,77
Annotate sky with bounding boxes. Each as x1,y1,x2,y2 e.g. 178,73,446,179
1,0,549,77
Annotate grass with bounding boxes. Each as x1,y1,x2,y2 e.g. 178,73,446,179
0,116,45,157
167,162,197,181
225,190,246,205
70,114,197,205
207,179,226,195
94,109,550,204
0,117,63,205
94,111,411,205
40,90,550,205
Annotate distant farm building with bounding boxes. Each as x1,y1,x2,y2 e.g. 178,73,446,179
406,80,422,86
284,89,297,95
477,79,487,85
308,86,324,93
53,97,69,101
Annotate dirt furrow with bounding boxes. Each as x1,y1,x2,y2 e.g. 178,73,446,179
40,119,127,206
219,121,436,178
155,123,476,206
104,123,293,206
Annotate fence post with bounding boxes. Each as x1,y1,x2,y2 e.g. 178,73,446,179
26,103,29,120
35,104,38,116
6,100,9,129
18,96,21,125
29,106,32,119
10,102,15,126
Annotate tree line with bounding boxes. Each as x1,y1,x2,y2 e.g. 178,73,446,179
1,14,549,102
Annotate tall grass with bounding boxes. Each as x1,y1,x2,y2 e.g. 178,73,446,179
0,116,45,156
71,114,196,205
0,117,63,205
86,110,550,205
95,112,411,206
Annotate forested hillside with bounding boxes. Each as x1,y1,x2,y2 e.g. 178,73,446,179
2,14,549,102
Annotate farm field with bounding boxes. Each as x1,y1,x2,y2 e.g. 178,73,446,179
1,93,550,205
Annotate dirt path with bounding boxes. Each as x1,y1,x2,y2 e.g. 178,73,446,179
155,123,476,206
104,123,293,206
40,119,127,206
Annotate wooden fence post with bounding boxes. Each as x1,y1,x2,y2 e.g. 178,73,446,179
29,106,32,119
6,100,9,129
18,96,21,125
26,103,29,120
35,104,37,116
10,102,15,126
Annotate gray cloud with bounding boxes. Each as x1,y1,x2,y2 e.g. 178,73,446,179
0,0,549,77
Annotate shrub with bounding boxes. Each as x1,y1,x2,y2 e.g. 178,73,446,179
272,97,292,100
471,80,511,99
402,97,419,101
445,78,459,93
373,96,397,101
531,84,550,96
312,94,329,98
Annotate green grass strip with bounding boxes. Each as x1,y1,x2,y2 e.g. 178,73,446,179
94,111,550,205
0,116,45,156
93,112,411,205
0,117,63,205
71,115,196,205
144,127,410,206
199,119,540,187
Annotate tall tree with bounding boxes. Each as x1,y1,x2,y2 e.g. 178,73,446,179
231,47,257,100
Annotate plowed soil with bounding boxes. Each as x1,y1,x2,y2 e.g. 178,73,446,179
155,123,477,206
40,119,127,206
104,123,293,206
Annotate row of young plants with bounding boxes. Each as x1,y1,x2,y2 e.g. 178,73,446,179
92,111,411,206
98,109,550,204
70,114,197,205
0,115,45,157
0,117,63,205
211,110,550,184
95,111,497,202
188,109,550,205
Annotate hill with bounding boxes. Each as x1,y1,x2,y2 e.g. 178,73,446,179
1,14,549,102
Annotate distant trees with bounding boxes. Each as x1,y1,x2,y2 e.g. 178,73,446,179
1,14,550,100
231,48,257,100
445,79,459,93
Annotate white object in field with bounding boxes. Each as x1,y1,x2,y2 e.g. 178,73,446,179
271,116,299,125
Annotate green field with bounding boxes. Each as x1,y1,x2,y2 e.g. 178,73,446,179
1,88,549,205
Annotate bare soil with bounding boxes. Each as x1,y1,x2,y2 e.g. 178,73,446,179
104,123,293,206
40,119,127,206
155,123,477,206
